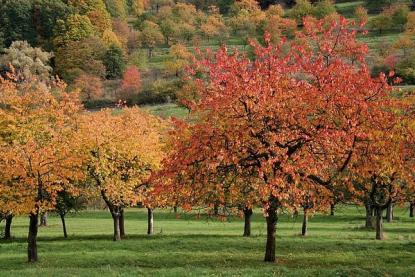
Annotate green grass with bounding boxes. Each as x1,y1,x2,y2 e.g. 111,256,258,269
142,103,189,119
1,206,415,276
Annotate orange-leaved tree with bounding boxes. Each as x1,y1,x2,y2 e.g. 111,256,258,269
160,16,395,262
0,75,84,262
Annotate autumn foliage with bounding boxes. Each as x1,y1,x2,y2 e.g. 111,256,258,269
158,16,406,262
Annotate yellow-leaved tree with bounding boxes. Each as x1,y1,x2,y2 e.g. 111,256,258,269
80,107,165,241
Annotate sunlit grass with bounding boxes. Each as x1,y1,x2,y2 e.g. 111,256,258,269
1,206,415,276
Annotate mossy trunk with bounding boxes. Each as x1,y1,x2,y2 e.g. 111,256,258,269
147,208,154,235
264,196,278,262
243,207,253,237
4,214,13,240
302,208,308,236
375,208,384,240
410,202,414,218
28,213,39,262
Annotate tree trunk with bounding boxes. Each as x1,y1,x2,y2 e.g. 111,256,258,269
60,214,68,239
173,206,178,214
243,207,253,237
386,202,393,223
410,202,414,218
302,208,308,236
365,203,373,228
213,203,219,216
120,209,125,238
375,208,384,240
111,211,121,241
330,204,335,216
28,213,39,262
40,212,47,227
4,214,13,240
147,208,154,235
264,196,278,262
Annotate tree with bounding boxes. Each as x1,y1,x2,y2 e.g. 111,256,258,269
55,190,85,238
0,76,84,262
405,12,415,34
138,21,164,58
55,36,106,82
103,44,125,79
32,0,72,46
165,43,192,77
354,6,368,25
73,73,105,101
288,0,314,22
0,0,37,47
312,0,336,19
80,108,165,241
105,0,127,18
120,65,141,100
131,0,149,16
366,0,393,13
53,14,96,48
370,14,393,34
201,15,228,42
160,17,393,262
102,29,122,48
0,41,53,83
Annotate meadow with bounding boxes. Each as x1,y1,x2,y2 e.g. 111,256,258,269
1,206,415,276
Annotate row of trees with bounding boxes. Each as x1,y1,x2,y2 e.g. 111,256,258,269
0,69,166,261
1,13,415,266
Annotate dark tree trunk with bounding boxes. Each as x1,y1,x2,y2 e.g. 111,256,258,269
60,214,68,239
375,208,384,240
410,202,414,218
264,196,278,262
4,214,13,240
365,203,373,228
173,206,178,214
147,208,154,235
213,203,219,216
330,204,335,216
111,211,121,241
40,213,47,227
120,209,125,238
371,206,376,217
28,213,39,262
243,207,253,237
386,202,393,223
302,208,308,236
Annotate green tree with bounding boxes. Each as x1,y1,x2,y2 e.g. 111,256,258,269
0,41,53,82
288,0,314,22
313,0,336,19
0,0,37,47
32,0,72,46
53,14,96,47
55,36,106,81
103,44,125,79
139,21,164,57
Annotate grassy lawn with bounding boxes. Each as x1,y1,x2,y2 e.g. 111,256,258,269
1,206,415,276
142,103,189,119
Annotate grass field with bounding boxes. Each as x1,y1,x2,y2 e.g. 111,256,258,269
1,206,415,276
142,103,189,119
